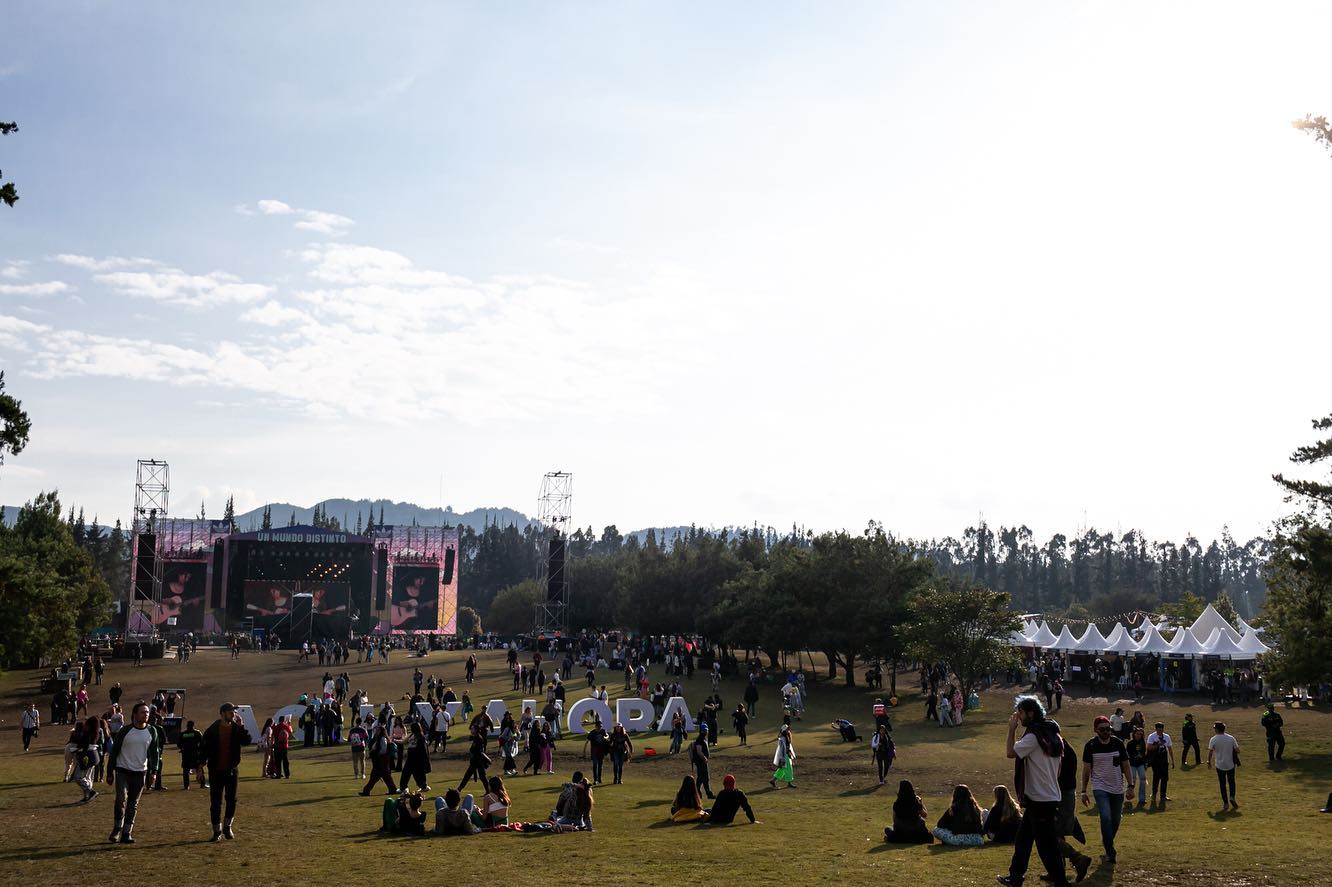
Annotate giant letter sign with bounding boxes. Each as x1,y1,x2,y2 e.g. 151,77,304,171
566,697,614,734
616,697,654,733
657,696,695,734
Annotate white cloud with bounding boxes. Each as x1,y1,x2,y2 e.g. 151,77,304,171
95,269,271,308
257,199,295,215
242,199,354,235
1,260,30,279
293,209,354,234
53,254,161,272
0,281,71,296
240,300,311,326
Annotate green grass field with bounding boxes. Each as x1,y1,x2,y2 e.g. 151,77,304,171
1,648,1328,886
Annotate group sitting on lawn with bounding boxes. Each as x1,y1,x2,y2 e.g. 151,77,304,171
883,780,1022,846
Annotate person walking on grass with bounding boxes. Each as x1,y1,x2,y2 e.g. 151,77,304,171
176,720,206,790
72,716,102,804
608,722,633,785
360,723,397,796
1081,715,1133,865
107,702,161,845
872,723,895,785
271,715,293,779
770,724,796,789
202,702,252,842
1146,722,1174,804
20,702,39,751
733,703,750,747
691,725,716,799
997,696,1072,887
1261,704,1285,762
1180,714,1201,766
1207,721,1240,810
348,717,368,781
1126,727,1148,807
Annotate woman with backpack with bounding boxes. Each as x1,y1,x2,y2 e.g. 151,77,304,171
732,703,750,747
871,723,895,785
72,716,101,803
608,722,633,785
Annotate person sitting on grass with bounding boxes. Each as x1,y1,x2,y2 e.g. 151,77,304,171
707,774,758,825
883,779,934,844
479,775,511,827
670,775,710,823
983,785,1022,843
933,784,986,846
396,790,427,835
437,788,480,836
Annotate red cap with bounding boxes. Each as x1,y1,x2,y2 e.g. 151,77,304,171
1093,715,1110,727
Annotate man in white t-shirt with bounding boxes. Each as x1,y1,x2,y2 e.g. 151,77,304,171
1207,721,1240,810
1146,722,1175,804
106,701,161,844
998,697,1071,887
20,703,40,751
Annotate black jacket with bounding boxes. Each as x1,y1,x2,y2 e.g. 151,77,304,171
202,718,253,771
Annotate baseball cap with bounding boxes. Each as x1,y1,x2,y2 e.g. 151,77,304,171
219,702,236,713
1093,715,1110,728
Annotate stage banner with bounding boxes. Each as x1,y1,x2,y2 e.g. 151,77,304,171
159,561,211,632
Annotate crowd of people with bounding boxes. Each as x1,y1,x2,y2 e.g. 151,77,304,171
14,631,1313,878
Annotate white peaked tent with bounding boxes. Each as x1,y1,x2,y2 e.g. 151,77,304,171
1027,622,1058,648
1165,627,1208,657
1131,622,1174,655
1190,604,1241,644
1237,630,1271,656
1072,623,1110,654
1199,627,1248,659
1102,623,1136,654
1010,628,1033,645
1046,624,1080,652
1235,614,1261,636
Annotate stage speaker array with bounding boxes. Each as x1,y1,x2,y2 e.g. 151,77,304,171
443,548,456,584
133,533,157,599
374,546,389,609
210,539,225,609
547,536,566,601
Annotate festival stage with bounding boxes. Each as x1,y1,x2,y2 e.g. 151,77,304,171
126,521,458,640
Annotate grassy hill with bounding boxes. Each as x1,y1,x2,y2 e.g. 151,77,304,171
0,651,1327,885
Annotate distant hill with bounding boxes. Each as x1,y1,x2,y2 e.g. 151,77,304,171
1,498,698,548
233,499,532,534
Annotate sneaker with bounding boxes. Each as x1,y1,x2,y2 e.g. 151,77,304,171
108,830,121,843
223,824,234,839
210,831,223,843
86,790,99,803
1229,799,1238,809
119,833,135,844
769,779,776,787
996,877,1021,886
1074,855,1091,882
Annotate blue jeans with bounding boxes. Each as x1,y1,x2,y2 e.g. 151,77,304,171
1092,789,1124,860
1130,764,1146,803
610,750,626,783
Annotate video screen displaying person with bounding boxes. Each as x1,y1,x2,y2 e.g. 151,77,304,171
391,566,439,631
157,562,209,632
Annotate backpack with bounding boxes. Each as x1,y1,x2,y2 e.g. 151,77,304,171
76,747,96,770
380,797,400,832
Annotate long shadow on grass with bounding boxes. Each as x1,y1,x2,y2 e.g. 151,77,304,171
839,785,882,797
271,794,345,807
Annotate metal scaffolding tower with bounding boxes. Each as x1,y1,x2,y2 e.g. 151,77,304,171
129,459,169,637
534,471,572,637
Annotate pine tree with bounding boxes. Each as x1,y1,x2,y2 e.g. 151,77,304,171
261,505,272,530
379,504,385,526
199,499,206,520
288,510,297,527
223,495,235,531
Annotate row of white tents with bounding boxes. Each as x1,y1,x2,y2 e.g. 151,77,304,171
1010,603,1270,660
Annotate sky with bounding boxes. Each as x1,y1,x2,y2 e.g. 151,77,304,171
2,2,1331,542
